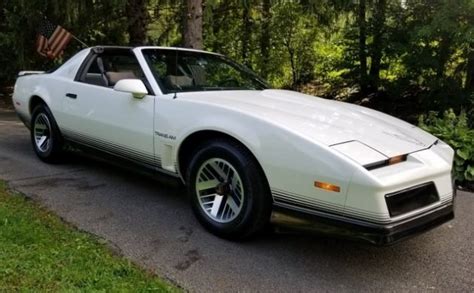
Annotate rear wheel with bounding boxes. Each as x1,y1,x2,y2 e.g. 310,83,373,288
31,104,63,163
187,139,271,240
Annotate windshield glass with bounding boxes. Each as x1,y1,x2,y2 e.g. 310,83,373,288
142,49,269,94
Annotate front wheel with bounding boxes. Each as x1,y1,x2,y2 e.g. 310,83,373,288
186,139,272,240
30,104,63,163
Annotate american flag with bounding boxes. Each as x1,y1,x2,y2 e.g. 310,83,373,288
36,19,72,59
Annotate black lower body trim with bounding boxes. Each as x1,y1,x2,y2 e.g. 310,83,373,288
64,139,180,178
271,202,454,245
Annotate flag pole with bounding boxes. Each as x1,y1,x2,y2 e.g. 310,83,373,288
71,34,89,48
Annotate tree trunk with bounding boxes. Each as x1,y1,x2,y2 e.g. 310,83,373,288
358,0,368,93
436,36,452,79
368,0,386,90
465,46,474,92
126,0,149,46
284,39,297,89
289,47,297,88
183,0,203,49
241,4,251,67
260,0,271,79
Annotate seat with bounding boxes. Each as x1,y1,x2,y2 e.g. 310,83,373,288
106,71,137,86
188,64,207,85
164,75,193,89
96,57,109,86
84,73,108,86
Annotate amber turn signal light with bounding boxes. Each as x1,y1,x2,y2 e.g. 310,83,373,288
314,181,340,192
388,155,407,165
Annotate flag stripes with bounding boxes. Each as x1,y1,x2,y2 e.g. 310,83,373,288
48,26,72,58
36,19,72,59
36,35,48,57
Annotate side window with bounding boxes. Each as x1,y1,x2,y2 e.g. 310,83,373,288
143,50,180,94
80,51,146,88
82,56,106,86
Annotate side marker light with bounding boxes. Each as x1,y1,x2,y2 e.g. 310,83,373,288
314,181,340,192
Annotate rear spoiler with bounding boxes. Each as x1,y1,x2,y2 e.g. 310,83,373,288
18,71,45,77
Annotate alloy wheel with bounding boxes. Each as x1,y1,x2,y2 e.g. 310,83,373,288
195,158,245,223
33,113,52,153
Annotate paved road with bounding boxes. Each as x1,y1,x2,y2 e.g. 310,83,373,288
1,109,473,292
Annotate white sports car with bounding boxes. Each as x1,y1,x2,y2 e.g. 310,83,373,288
13,46,455,244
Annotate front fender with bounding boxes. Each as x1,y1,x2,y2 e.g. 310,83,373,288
156,98,361,210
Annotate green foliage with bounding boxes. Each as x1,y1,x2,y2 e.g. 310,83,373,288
0,180,177,291
395,0,474,109
419,109,474,183
270,2,318,88
0,0,127,84
0,0,472,116
312,17,350,86
148,0,183,46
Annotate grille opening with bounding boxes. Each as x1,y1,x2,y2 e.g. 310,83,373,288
385,182,439,217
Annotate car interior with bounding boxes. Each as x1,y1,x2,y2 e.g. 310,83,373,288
144,50,251,93
80,48,266,94
81,50,208,94
82,52,145,88
147,52,200,91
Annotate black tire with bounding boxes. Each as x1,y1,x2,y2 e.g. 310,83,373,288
30,103,64,163
186,139,272,240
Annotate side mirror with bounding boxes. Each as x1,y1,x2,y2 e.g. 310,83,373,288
113,79,148,99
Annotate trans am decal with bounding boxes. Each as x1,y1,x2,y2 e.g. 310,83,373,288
155,131,176,140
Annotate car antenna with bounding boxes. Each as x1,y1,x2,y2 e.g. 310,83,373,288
173,49,178,99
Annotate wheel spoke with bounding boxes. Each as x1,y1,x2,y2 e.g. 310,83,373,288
230,170,238,190
210,194,224,217
209,161,227,180
196,158,245,223
38,136,48,148
35,124,46,131
197,179,220,191
33,113,52,153
225,196,239,215
201,193,218,200
230,189,241,206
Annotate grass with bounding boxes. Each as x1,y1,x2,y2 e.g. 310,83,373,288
0,180,178,292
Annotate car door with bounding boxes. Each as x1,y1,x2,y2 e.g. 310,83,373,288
60,49,156,167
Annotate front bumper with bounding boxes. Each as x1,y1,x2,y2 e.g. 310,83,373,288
271,202,454,245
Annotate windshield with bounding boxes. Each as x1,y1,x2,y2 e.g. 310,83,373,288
142,49,269,94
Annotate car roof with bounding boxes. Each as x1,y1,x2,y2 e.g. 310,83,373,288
90,46,222,56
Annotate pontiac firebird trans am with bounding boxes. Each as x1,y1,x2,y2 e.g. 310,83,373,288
13,46,455,244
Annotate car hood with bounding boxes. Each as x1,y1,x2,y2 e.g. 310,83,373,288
177,89,436,158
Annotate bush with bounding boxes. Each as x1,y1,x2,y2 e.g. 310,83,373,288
418,109,474,187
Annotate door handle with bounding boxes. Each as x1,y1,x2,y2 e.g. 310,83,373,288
66,93,77,99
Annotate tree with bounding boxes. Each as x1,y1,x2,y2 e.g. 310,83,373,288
358,0,369,93
272,2,317,88
398,0,473,103
241,2,252,66
466,46,474,92
259,0,272,79
368,0,386,90
183,0,203,49
0,0,127,84
126,0,150,46
146,0,183,46
0,0,472,115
